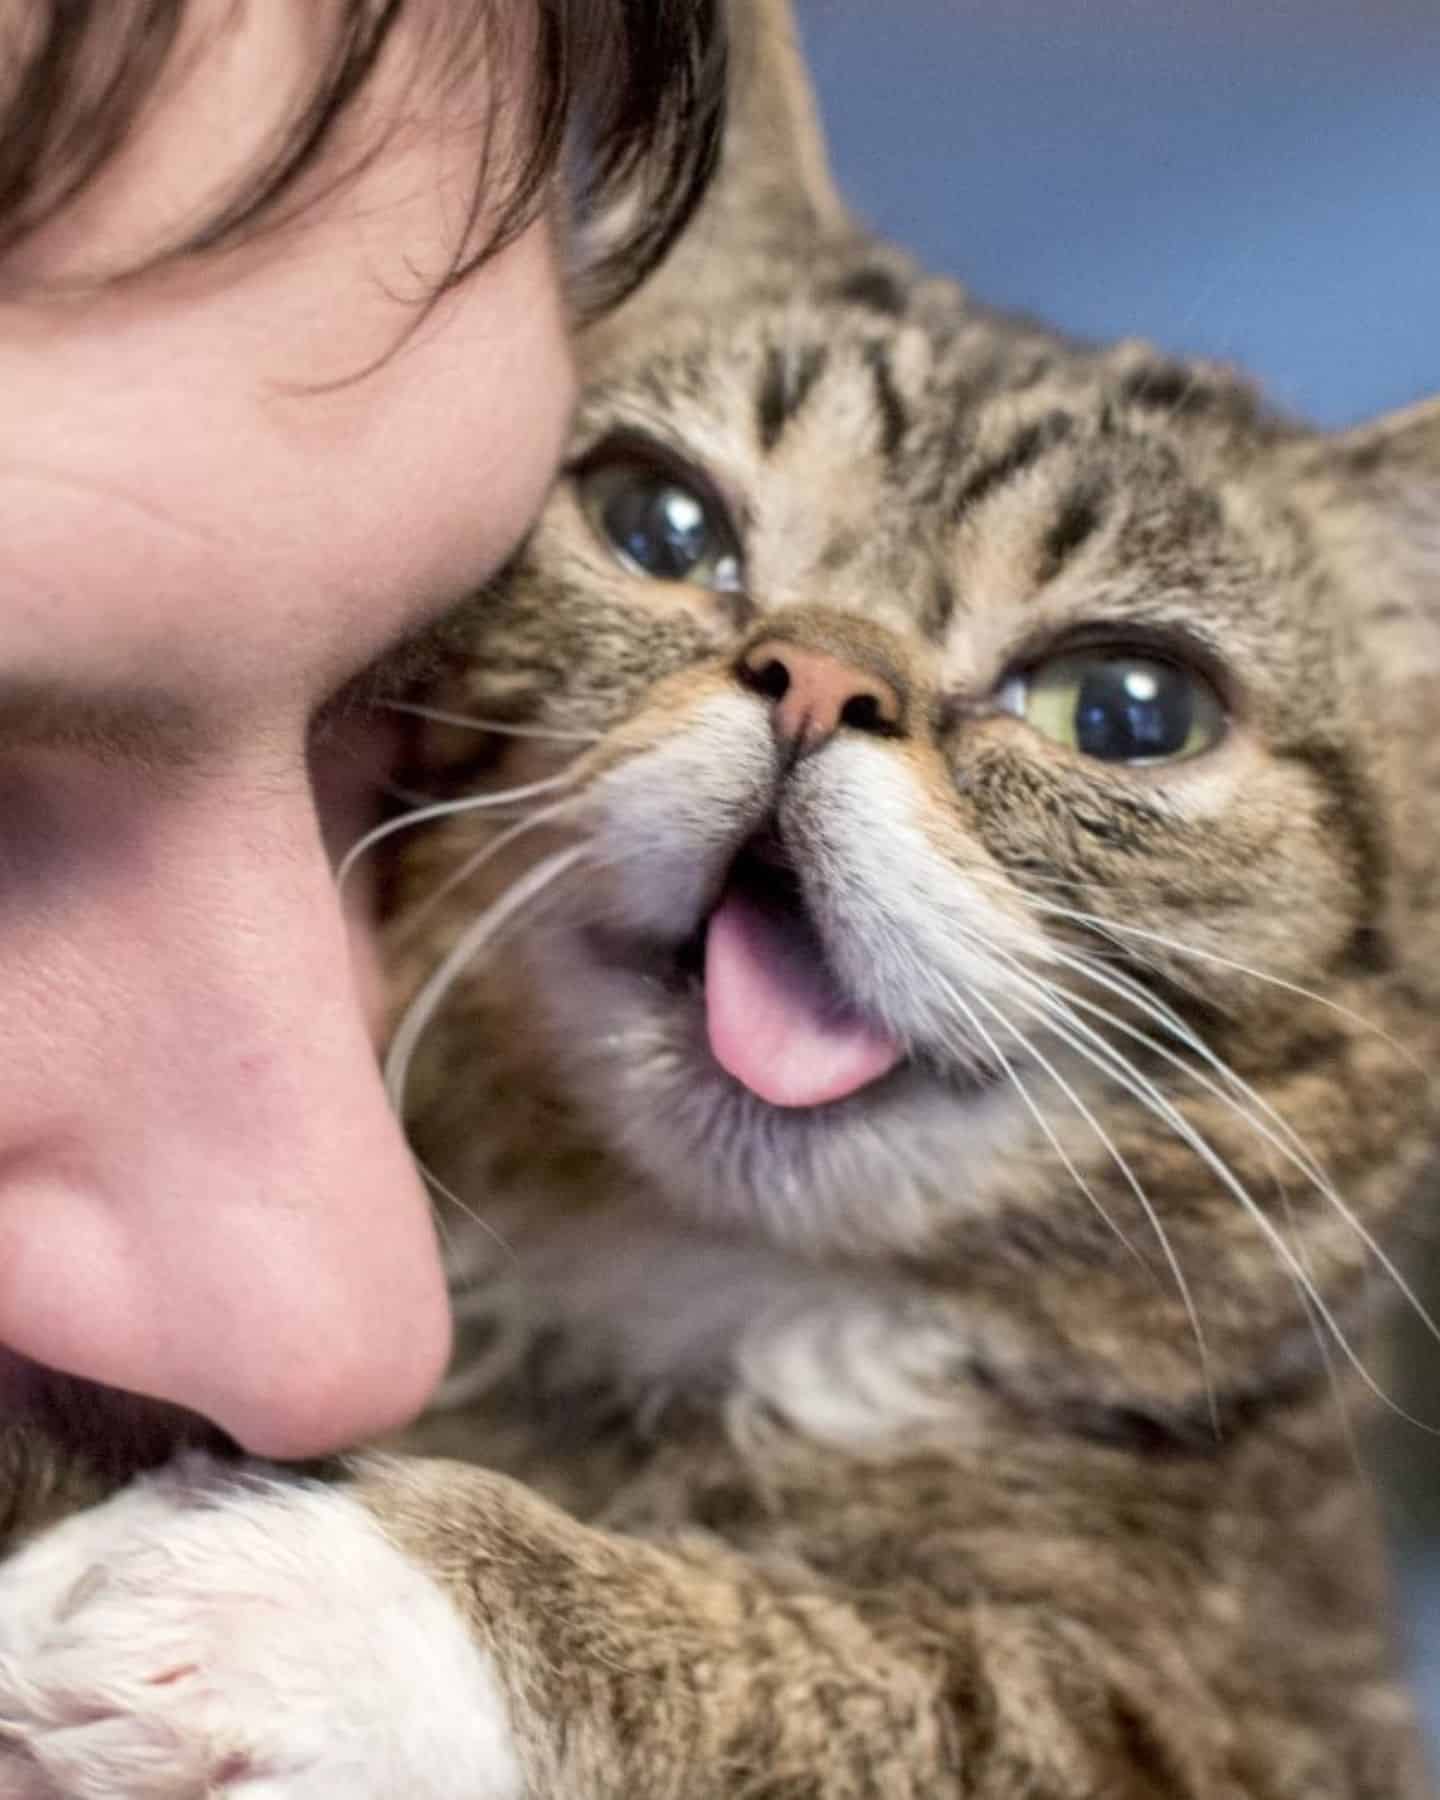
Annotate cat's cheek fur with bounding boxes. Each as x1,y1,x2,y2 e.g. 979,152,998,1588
0,1456,522,1800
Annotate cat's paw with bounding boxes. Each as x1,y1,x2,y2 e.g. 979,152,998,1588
0,1455,522,1799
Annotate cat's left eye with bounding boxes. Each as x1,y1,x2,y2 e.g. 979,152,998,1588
1000,649,1225,765
576,450,743,593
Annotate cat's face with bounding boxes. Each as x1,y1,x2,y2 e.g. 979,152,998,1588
389,4,1440,1409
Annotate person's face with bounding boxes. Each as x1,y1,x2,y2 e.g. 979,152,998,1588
0,7,576,1456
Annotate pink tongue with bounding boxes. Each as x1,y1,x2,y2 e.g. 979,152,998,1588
704,887,902,1108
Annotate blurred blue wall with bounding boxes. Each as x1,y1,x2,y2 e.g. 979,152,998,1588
800,0,1440,427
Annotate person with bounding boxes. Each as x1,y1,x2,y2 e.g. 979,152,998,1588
0,1,724,1464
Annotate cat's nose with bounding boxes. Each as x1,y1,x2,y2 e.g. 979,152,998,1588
737,638,904,754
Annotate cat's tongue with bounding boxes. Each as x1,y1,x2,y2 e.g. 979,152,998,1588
704,885,902,1107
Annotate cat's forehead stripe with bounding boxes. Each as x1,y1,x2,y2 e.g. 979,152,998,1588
756,342,829,452
950,411,1078,522
861,339,909,464
1035,473,1111,588
922,572,958,642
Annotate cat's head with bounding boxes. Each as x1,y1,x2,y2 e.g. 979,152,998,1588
390,0,1440,1419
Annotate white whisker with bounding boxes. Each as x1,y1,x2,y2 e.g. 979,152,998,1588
961,982,1216,1410
994,938,1440,1363
939,977,1147,1266
1278,1178,1364,1473
393,799,580,941
958,865,1234,1015
1015,939,1331,1186
336,772,577,891
415,1157,516,1262
385,843,589,1115
1021,899,1426,1077
382,699,601,744
993,977,1440,1431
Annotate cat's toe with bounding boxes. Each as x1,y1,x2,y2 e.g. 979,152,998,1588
0,1455,521,1800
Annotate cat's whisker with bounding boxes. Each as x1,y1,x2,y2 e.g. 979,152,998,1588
379,797,573,835
382,699,603,744
935,977,1147,1268
995,944,1340,1225
1065,945,1338,1186
954,919,1342,1222
385,842,591,1116
415,1157,516,1263
958,981,1216,1407
1020,899,1427,1079
957,867,1221,1013
915,924,1215,1406
1026,957,1335,1209
394,798,582,942
379,778,468,811
993,977,1440,1432
1277,1179,1366,1476
1015,955,1440,1366
980,927,1440,1362
336,772,580,892
1009,936,1333,1188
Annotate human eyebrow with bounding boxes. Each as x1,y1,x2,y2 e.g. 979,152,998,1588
0,676,202,769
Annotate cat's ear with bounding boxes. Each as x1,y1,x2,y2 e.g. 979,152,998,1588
699,0,849,249
1290,395,1440,671
1291,396,1440,954
1329,394,1440,490
1326,396,1440,656
1325,392,1440,622
583,0,851,341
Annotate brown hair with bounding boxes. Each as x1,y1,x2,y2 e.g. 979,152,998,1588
0,0,726,315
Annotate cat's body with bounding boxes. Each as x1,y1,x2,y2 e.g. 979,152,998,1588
3,1,1440,1793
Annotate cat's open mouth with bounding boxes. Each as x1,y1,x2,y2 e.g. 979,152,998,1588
585,827,1011,1114
664,829,905,1110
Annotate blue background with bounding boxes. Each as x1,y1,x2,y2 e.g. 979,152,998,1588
800,0,1439,427
799,0,1440,1754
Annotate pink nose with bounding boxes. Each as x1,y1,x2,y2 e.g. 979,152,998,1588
738,639,903,753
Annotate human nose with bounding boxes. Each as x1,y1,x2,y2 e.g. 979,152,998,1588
0,759,451,1459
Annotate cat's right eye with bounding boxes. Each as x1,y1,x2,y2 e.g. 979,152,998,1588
576,449,744,594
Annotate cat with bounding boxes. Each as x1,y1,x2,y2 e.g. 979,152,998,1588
3,0,1440,1793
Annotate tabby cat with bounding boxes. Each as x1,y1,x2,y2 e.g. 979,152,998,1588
4,0,1440,1794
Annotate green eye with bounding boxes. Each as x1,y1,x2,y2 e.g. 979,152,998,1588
577,452,743,592
1003,650,1225,764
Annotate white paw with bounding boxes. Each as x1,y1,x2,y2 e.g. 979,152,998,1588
0,1456,522,1799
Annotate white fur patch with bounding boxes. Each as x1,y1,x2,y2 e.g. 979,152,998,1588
741,1299,983,1451
0,1457,522,1800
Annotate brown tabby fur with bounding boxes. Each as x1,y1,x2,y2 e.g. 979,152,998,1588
8,1,1440,1793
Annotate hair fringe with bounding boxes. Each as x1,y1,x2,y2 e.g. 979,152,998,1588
0,0,726,318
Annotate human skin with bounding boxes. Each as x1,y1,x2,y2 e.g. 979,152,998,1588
0,5,576,1459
